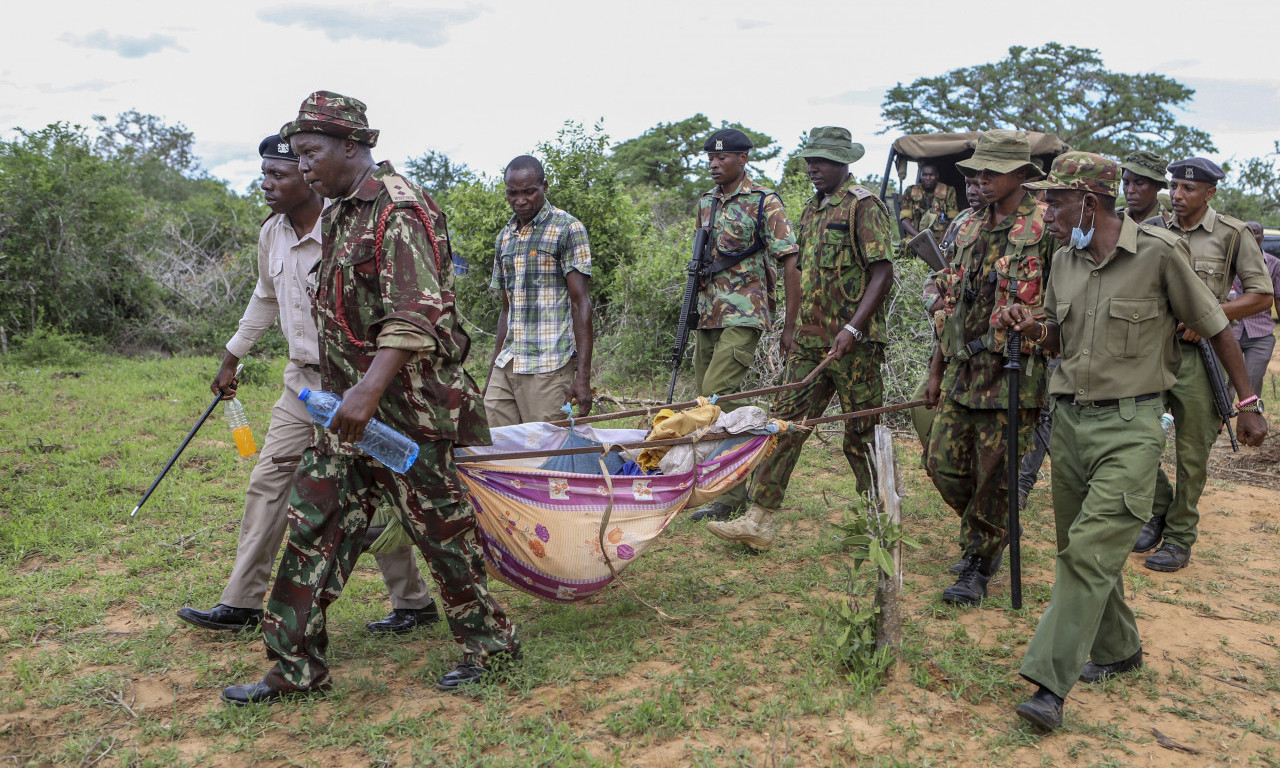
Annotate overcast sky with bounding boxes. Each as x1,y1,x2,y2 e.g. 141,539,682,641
3,0,1276,194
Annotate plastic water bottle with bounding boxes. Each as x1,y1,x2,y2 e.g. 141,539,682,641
1160,412,1175,442
224,398,258,456
298,388,420,473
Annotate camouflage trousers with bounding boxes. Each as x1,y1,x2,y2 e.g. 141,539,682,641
694,326,762,509
926,395,1038,560
752,343,885,508
261,442,518,691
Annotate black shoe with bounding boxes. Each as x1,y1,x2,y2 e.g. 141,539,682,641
1015,686,1063,731
1017,488,1029,512
365,603,440,635
949,550,1002,576
436,662,487,692
1144,542,1190,572
1080,648,1143,683
689,501,738,522
177,604,263,632
942,555,999,606
1133,515,1166,553
220,679,328,707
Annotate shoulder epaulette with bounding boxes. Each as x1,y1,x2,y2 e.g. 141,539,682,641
381,173,419,205
259,211,280,228
1138,223,1183,246
1215,212,1249,232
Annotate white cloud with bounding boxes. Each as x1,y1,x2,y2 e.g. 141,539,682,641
257,3,485,48
59,30,183,58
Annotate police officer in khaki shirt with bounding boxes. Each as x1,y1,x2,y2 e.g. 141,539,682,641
995,153,1266,731
1137,157,1274,571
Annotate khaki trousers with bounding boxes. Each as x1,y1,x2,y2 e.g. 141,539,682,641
484,359,577,427
219,363,432,610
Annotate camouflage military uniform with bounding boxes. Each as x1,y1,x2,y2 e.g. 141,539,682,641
693,175,797,510
1127,205,1173,228
261,162,517,692
752,179,894,505
928,191,1054,560
901,182,960,240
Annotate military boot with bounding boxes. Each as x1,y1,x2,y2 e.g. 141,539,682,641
941,554,999,606
705,503,778,551
689,501,740,522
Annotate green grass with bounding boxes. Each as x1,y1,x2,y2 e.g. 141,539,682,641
2,352,1279,766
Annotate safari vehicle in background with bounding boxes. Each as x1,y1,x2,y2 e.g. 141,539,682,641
879,131,1070,241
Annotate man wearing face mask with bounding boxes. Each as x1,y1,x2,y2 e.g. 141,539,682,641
1120,151,1173,227
1134,158,1273,571
995,152,1266,731
925,130,1056,606
685,128,799,523
706,127,893,551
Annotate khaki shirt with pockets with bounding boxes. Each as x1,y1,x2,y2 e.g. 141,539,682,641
1170,205,1273,302
1046,217,1228,402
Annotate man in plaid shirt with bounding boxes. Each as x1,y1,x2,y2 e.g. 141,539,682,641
485,155,594,426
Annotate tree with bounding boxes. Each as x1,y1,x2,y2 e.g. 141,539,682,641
404,149,476,201
611,114,781,205
1216,142,1280,226
880,44,1215,159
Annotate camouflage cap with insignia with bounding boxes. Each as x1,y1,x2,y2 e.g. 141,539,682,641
1120,150,1168,186
956,129,1044,179
259,134,299,162
279,90,379,147
1022,151,1120,197
1167,157,1225,184
703,128,753,153
798,126,865,165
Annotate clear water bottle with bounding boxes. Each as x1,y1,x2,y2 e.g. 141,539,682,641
1160,412,1175,442
224,397,257,456
298,388,420,473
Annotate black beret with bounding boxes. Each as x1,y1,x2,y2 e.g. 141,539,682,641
1167,157,1224,184
703,128,753,153
259,134,299,162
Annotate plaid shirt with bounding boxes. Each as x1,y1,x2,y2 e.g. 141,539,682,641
1232,251,1280,340
491,202,592,373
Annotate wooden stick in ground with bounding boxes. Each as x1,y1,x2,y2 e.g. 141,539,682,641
872,424,904,651
546,355,836,427
456,399,926,465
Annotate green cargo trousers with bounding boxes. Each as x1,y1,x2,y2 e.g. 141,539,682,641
1019,396,1163,698
693,326,761,510
926,395,1038,560
751,342,884,508
261,442,518,692
1152,341,1220,550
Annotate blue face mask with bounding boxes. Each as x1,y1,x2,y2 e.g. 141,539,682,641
1070,197,1095,249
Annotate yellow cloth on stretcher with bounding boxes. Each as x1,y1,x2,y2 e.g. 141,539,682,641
636,398,722,471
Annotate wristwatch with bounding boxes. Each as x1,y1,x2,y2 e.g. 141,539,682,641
1235,396,1265,414
842,323,864,342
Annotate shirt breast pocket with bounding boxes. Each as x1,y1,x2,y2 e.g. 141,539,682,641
347,242,380,279
1193,255,1230,299
1106,298,1160,358
1055,302,1074,357
820,223,850,269
716,217,752,254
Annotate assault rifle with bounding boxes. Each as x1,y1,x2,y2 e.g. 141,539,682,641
1196,337,1240,452
666,200,719,403
906,229,949,272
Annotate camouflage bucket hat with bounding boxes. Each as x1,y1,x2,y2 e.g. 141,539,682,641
1023,151,1120,197
1120,150,1168,186
956,129,1044,179
279,90,379,147
799,126,865,164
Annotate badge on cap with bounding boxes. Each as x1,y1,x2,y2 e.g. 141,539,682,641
715,140,723,151
1184,167,1193,179
277,142,290,155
